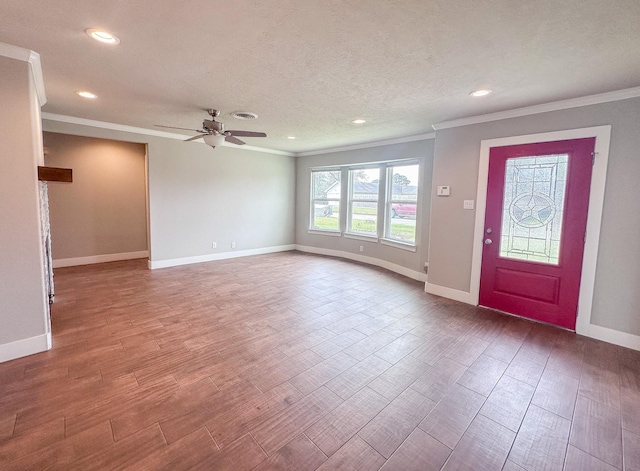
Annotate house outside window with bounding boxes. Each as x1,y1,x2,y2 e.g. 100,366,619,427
310,169,341,231
347,168,380,237
385,164,419,244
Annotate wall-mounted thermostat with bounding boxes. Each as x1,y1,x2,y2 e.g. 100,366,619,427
436,186,450,196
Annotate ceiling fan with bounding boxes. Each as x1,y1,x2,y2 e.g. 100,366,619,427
155,109,267,147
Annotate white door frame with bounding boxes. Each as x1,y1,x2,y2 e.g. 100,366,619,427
469,126,611,335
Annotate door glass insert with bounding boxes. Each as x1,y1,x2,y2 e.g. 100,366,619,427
499,154,568,264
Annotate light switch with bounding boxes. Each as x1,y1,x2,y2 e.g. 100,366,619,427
463,200,475,210
436,186,450,196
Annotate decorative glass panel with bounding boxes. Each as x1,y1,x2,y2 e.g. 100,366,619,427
499,154,568,264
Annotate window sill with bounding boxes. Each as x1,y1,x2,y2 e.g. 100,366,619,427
308,229,341,237
380,238,417,252
344,233,379,243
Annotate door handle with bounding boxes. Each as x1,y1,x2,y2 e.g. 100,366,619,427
484,238,493,245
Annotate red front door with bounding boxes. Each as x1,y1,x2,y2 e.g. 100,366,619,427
479,138,595,329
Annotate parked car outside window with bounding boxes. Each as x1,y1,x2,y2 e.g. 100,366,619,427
391,203,416,218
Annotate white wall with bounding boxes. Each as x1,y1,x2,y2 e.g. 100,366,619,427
428,97,640,339
295,139,434,279
43,132,148,262
0,52,50,361
41,120,296,268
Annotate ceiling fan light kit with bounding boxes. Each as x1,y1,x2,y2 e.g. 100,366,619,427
155,109,267,149
203,134,226,147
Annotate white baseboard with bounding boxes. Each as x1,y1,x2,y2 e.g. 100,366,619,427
149,245,296,269
426,282,640,352
580,324,640,351
0,332,52,364
53,250,149,268
295,245,427,282
425,282,475,304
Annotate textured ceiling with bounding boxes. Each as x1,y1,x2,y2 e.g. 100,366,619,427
2,0,640,153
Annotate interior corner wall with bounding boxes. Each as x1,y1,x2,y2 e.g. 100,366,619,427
43,132,148,262
41,120,296,266
0,56,50,353
428,97,640,336
295,139,434,277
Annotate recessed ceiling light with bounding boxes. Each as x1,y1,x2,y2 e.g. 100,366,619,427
352,119,366,124
470,89,492,97
287,136,296,140
76,91,97,99
86,29,120,45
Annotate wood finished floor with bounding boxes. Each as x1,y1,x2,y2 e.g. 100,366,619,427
1,252,638,470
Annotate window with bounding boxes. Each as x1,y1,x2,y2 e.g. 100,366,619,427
385,164,419,244
310,169,341,231
347,168,380,237
309,160,420,249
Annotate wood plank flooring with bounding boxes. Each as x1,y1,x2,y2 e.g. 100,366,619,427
0,252,638,470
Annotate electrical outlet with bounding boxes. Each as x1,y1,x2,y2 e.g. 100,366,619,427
212,242,217,249
359,245,364,252
231,242,236,249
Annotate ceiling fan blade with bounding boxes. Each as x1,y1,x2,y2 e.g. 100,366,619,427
226,130,267,138
154,124,201,132
184,134,207,142
225,135,245,145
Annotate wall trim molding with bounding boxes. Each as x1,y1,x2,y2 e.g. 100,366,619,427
433,87,640,131
425,283,474,304
584,324,640,351
0,332,51,364
0,42,46,106
149,245,296,269
295,245,427,282
41,113,295,156
296,133,436,157
53,250,149,268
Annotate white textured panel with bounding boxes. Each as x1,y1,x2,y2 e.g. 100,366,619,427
1,2,639,152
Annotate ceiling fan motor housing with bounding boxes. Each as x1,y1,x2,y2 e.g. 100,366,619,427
203,119,223,133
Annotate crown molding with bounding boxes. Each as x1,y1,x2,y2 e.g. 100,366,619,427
42,112,189,139
41,113,295,156
0,42,46,107
433,87,640,131
296,132,436,157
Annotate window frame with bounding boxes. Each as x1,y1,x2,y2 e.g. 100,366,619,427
346,166,381,239
383,163,420,246
308,159,421,251
309,168,342,233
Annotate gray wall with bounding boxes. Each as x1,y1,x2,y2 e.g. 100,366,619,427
295,139,434,275
42,121,296,264
429,97,640,335
43,132,148,260
0,56,49,347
